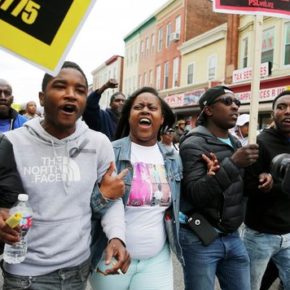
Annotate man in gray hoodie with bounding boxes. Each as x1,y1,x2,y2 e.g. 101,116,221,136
0,61,129,290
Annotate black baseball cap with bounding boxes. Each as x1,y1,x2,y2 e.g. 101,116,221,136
197,85,234,126
199,85,234,109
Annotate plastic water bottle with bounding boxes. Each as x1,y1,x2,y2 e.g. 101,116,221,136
3,194,33,264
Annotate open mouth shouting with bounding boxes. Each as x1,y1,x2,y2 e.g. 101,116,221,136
139,117,152,128
60,103,77,115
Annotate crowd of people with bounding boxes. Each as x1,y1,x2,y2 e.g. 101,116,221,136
0,62,289,290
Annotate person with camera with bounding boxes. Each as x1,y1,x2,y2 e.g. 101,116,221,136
178,86,266,290
243,90,290,290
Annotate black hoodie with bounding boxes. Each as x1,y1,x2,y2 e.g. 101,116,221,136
245,128,290,234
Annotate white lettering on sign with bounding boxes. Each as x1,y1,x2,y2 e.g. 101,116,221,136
235,86,287,103
164,94,184,108
232,63,269,83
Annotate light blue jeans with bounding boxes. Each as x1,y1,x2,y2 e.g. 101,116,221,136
89,243,173,290
2,259,90,290
180,227,250,290
242,226,290,290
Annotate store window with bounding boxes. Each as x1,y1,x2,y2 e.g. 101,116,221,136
262,27,274,63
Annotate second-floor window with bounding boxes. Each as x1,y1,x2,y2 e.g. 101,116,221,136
149,70,153,86
242,37,248,68
140,41,144,56
175,15,181,34
144,72,147,86
208,55,217,81
158,28,163,51
146,37,150,56
156,65,161,90
166,23,172,48
151,33,155,52
173,57,179,87
285,22,290,65
135,43,138,61
262,27,274,63
187,63,194,85
164,62,169,89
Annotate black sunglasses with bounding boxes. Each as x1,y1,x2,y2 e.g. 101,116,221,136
212,96,241,107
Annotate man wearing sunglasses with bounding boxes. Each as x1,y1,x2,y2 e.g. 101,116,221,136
83,78,126,141
178,85,269,290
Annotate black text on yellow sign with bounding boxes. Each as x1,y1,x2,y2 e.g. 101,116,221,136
0,0,96,73
0,0,73,45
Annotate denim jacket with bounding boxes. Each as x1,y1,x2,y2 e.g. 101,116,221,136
90,137,184,268
113,137,184,264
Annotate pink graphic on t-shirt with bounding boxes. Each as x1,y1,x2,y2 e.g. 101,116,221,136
127,162,171,207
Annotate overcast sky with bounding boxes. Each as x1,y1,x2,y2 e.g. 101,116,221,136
0,0,168,106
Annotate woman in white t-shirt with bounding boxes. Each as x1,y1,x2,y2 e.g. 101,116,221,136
90,87,183,290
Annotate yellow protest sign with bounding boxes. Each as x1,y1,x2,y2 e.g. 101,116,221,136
0,0,96,74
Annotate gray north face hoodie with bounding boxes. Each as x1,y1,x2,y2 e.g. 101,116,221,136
4,117,114,276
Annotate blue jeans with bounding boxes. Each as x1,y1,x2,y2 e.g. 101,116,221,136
242,226,290,290
2,259,90,290
90,243,173,290
180,227,250,290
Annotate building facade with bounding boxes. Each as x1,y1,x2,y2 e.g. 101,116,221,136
91,55,124,108
226,16,290,128
123,0,227,101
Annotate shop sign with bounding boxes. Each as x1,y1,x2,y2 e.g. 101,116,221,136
164,94,184,108
184,89,206,106
236,86,287,103
164,88,206,108
233,62,270,83
213,0,290,18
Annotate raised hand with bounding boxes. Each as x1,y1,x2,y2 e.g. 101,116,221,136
99,162,128,200
106,79,118,89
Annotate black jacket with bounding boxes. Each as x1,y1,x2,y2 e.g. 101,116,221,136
245,128,290,234
82,91,118,141
179,126,245,233
0,133,24,208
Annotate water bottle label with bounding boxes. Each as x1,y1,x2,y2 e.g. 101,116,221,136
20,216,32,230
